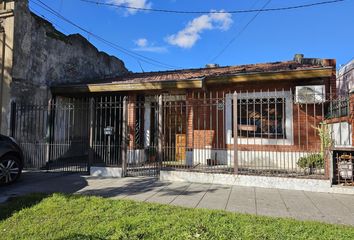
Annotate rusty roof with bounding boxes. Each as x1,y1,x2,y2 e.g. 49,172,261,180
52,54,336,89
99,59,333,84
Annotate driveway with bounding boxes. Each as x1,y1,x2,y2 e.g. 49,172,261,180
1,171,353,226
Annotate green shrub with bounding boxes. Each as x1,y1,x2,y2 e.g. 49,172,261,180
297,153,324,169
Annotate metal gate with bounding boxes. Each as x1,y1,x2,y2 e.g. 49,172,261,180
10,95,162,176
125,97,161,177
90,96,123,168
11,98,90,172
89,95,162,177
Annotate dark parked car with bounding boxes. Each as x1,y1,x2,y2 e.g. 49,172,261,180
0,134,23,185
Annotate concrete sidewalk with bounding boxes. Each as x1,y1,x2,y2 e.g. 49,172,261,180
1,172,353,226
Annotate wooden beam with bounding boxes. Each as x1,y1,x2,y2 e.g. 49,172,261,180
52,79,203,94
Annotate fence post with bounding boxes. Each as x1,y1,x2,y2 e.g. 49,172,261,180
233,92,238,175
9,101,16,137
158,95,163,169
45,98,54,170
88,98,94,173
121,96,128,177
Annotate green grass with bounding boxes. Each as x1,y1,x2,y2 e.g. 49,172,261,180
0,193,353,240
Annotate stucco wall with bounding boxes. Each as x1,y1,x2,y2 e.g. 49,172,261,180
0,0,15,134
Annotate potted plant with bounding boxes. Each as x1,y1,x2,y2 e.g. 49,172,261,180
297,153,324,174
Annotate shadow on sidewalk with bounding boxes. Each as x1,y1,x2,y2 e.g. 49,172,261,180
0,171,89,220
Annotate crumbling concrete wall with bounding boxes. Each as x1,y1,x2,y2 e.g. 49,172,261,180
0,0,128,133
12,0,128,103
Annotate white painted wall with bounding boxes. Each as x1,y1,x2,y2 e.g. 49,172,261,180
144,102,151,147
127,149,145,164
328,122,352,147
187,149,309,170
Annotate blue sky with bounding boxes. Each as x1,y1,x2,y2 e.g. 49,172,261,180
30,0,354,72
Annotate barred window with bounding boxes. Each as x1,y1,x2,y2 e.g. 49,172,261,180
232,98,286,139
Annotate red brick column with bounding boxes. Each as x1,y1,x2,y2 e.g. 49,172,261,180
186,92,194,149
127,94,136,148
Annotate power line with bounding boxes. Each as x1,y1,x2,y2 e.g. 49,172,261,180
79,0,345,14
31,0,180,70
203,0,260,67
210,0,272,63
32,0,178,70
31,8,71,34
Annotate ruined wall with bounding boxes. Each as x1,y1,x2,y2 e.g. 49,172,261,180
0,0,128,133
12,0,128,103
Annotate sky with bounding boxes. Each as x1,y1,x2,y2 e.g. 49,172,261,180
30,0,354,73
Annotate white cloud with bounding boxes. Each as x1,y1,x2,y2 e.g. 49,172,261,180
107,0,152,15
133,38,168,53
135,38,148,47
166,10,233,48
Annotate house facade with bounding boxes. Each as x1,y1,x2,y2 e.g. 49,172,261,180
45,54,353,180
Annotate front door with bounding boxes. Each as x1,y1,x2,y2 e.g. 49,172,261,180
176,134,186,161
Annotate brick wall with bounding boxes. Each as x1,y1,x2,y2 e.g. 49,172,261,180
185,80,330,152
186,91,225,149
127,94,136,148
127,70,336,152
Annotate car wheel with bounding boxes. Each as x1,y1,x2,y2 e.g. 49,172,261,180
0,155,22,185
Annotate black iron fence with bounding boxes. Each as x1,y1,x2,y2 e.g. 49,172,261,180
91,96,124,167
11,98,90,172
10,88,352,178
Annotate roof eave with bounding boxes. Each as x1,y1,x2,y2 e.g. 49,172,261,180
206,67,333,85
51,67,333,94
51,78,204,94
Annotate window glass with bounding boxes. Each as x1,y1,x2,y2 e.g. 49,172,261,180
232,98,286,139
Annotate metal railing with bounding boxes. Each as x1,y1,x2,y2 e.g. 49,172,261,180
11,98,90,172
10,88,351,178
158,89,349,178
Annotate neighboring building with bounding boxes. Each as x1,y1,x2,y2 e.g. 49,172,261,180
48,54,348,178
0,0,128,134
337,59,354,96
